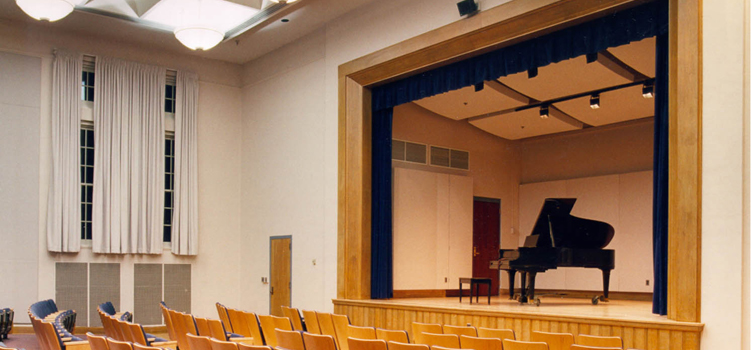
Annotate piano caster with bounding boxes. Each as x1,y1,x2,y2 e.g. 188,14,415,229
591,295,609,305
530,298,541,307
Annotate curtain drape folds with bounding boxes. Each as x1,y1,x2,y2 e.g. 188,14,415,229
369,1,668,300
47,49,83,253
172,71,199,256
371,108,394,299
652,29,669,316
92,56,166,254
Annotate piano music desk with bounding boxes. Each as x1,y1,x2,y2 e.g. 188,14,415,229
458,278,492,304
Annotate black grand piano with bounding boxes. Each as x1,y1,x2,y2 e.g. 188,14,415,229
489,198,615,306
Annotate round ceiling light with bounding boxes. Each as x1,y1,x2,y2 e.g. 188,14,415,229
16,0,84,22
174,26,224,51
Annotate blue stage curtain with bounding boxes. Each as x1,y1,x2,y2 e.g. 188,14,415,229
652,28,669,316
369,0,669,300
371,108,394,299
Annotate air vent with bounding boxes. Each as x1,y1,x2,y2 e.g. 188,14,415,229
430,146,470,170
392,139,427,164
89,263,120,327
55,263,89,326
164,264,191,314
134,264,163,325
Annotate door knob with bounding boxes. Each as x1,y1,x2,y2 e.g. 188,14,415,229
270,286,274,295
473,246,480,257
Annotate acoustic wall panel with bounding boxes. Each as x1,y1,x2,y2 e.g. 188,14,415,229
164,264,191,314
134,264,162,325
55,263,89,326
89,263,120,327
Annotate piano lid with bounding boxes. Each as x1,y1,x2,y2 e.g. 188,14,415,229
528,198,615,249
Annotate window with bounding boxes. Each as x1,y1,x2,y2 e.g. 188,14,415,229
165,85,176,113
164,137,175,242
80,127,94,240
81,71,94,102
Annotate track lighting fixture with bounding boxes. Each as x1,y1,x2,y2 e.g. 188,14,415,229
539,105,549,119
590,94,600,109
642,82,654,99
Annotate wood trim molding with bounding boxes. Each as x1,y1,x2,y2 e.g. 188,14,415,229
337,0,703,324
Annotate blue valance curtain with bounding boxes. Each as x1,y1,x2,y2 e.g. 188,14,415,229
370,1,669,308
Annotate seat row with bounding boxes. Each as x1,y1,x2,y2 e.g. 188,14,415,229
215,303,295,347
98,302,132,323
0,308,13,340
87,332,171,350
30,300,76,336
97,305,173,349
28,311,88,350
163,302,255,350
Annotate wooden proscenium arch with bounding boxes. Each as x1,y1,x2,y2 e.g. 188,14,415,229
337,0,701,323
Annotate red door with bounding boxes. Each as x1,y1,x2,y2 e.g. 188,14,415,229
472,198,501,295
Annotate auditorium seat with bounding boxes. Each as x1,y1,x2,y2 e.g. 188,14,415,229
237,344,273,350
348,325,377,340
410,324,442,342
575,335,623,348
216,304,233,333
226,309,259,342
160,302,177,341
30,314,87,350
209,338,240,350
429,346,463,350
98,302,131,322
442,326,476,337
458,335,501,350
187,334,213,350
86,333,109,350
570,346,622,350
386,341,429,350
414,333,459,349
501,339,548,350
281,307,305,331
348,338,387,350
476,328,514,342
132,344,164,350
207,319,254,344
240,311,265,346
275,329,306,350
196,317,212,337
529,332,573,350
106,339,133,350
316,313,338,346
302,311,321,334
126,320,174,348
332,314,351,350
302,333,337,350
257,315,292,348
376,329,409,344
0,308,14,340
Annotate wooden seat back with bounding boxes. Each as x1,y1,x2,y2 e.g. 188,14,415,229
530,332,573,350
475,328,514,342
216,304,233,333
161,304,177,341
127,322,149,345
316,313,338,344
87,332,110,350
208,318,231,341
301,311,320,334
228,309,251,337
210,338,240,350
302,333,337,350
133,344,164,350
107,338,134,350
575,335,623,348
237,344,273,350
458,335,501,350
276,329,306,350
187,334,213,350
281,307,305,331
414,333,459,349
502,339,549,350
430,346,463,350
442,326,476,337
241,311,265,346
570,346,622,350
332,314,351,350
348,325,377,340
411,324,442,343
258,315,292,348
386,341,429,350
195,317,212,337
376,329,409,344
348,338,387,350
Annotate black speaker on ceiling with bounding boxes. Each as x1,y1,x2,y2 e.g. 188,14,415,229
457,0,479,17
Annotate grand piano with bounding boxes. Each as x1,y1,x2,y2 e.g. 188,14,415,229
489,198,615,306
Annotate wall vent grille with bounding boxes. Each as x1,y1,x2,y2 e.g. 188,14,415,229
134,264,163,325
89,263,120,327
392,139,427,164
55,263,89,327
164,264,191,314
430,146,470,170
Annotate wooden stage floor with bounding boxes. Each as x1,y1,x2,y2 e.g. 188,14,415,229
333,296,704,350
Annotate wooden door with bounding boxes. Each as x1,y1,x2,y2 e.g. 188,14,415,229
472,198,500,295
270,237,291,316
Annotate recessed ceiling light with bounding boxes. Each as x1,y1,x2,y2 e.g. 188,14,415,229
642,82,654,99
539,105,549,119
590,94,600,109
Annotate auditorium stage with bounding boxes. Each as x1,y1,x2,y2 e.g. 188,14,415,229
333,296,704,350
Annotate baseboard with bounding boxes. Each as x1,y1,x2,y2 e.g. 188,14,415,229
393,289,500,298
11,324,168,335
500,289,653,301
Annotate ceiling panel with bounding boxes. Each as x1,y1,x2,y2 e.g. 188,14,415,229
497,55,632,101
469,108,581,140
413,83,527,120
608,37,656,78
554,85,654,127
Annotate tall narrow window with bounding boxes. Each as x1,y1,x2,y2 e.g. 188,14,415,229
165,84,176,113
80,127,94,240
164,137,175,242
81,71,94,102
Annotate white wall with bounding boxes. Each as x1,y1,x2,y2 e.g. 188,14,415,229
0,51,41,323
518,171,653,293
0,21,244,323
393,168,473,290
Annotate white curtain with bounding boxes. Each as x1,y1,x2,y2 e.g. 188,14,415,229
172,71,199,255
47,50,82,253
92,57,166,254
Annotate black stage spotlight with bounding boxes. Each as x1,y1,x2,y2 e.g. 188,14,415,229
457,0,479,17
539,105,550,119
590,94,601,109
642,82,655,98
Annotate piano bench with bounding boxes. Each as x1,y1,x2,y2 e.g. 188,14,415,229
459,277,492,304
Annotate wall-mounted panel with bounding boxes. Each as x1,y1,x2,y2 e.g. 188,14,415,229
89,263,120,327
134,264,162,325
55,263,89,326
164,264,191,314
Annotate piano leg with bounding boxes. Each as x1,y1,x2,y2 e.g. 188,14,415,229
519,272,528,303
528,272,537,302
506,270,516,300
601,268,611,301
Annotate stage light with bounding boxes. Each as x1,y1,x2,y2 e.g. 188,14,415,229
457,0,478,17
590,94,600,109
642,82,654,98
539,105,549,119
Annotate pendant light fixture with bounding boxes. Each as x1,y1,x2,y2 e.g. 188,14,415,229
16,0,85,22
174,0,224,51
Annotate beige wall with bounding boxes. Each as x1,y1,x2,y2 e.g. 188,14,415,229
0,21,244,323
519,120,654,184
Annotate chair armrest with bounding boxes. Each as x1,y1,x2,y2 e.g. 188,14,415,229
65,341,91,350
230,338,254,344
61,337,72,342
152,341,177,350
148,338,155,342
